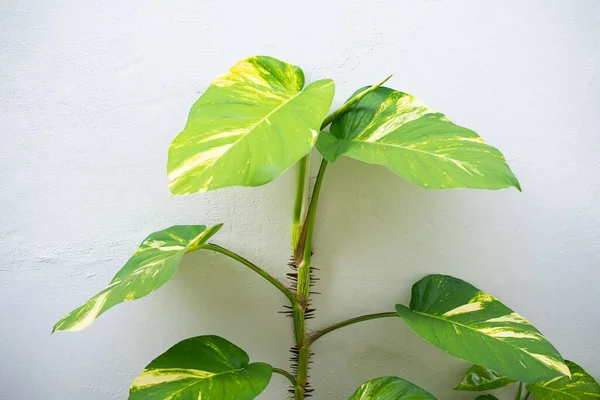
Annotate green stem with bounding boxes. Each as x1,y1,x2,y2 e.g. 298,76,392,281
289,75,392,400
524,391,531,400
292,155,310,248
302,159,328,263
203,243,298,306
307,312,398,345
272,367,297,387
516,382,523,400
291,160,329,399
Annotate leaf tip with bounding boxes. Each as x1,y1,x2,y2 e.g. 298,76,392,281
515,181,523,192
50,320,66,335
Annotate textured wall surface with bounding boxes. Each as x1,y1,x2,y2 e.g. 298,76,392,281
1,1,599,399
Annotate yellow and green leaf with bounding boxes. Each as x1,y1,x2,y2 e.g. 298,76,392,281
455,365,515,391
129,335,272,400
52,224,222,332
168,55,335,195
349,376,437,400
527,360,600,399
317,87,520,191
396,274,569,382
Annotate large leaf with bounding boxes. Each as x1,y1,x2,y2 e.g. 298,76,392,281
349,376,437,400
455,365,515,391
53,224,222,332
168,55,335,195
317,87,520,191
527,360,600,399
129,335,272,400
395,274,569,382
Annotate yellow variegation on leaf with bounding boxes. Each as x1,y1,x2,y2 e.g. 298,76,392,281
168,55,335,195
454,364,515,391
52,224,222,332
317,87,520,191
349,376,437,400
129,335,272,400
396,274,569,382
527,360,600,399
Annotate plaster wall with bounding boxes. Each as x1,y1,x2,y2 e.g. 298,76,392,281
1,1,599,398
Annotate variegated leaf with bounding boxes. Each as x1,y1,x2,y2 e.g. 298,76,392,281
527,360,600,399
396,274,569,382
129,335,272,400
349,376,437,400
52,224,222,332
455,365,515,391
168,55,335,195
316,87,520,191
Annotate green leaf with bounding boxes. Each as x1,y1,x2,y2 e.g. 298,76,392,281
527,360,600,399
455,365,515,391
349,376,437,399
52,224,222,332
317,87,520,191
168,55,335,195
129,335,272,400
475,395,499,400
395,274,569,382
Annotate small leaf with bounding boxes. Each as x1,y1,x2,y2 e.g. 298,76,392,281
396,274,569,382
53,224,222,332
168,55,335,195
475,395,499,400
317,87,520,191
349,376,437,399
526,360,600,399
455,365,515,391
129,335,272,400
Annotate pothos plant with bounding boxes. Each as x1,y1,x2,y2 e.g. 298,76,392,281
53,56,600,400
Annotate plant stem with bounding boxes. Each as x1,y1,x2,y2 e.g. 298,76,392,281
292,158,329,398
289,75,392,399
302,159,328,262
203,243,298,306
516,382,523,400
524,391,531,400
272,367,297,387
292,154,310,249
307,312,398,345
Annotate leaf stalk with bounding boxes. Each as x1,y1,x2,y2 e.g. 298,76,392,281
273,367,298,387
308,312,398,346
203,243,298,306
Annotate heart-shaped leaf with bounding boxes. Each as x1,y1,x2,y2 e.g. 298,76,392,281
168,55,335,195
129,335,272,400
52,224,222,332
317,87,520,191
527,360,600,399
349,376,437,399
395,274,569,382
455,365,515,391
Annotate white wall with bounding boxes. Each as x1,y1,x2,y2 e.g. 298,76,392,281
1,1,599,399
